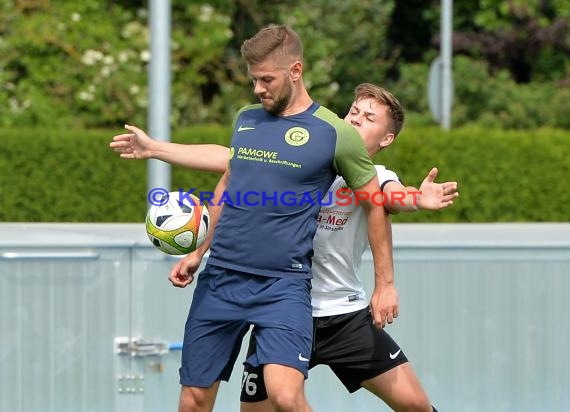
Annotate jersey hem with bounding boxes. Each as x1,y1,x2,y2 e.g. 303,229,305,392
312,302,368,317
207,257,312,279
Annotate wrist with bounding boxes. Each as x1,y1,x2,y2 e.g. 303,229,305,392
409,190,422,211
147,139,163,160
375,277,394,287
195,243,211,258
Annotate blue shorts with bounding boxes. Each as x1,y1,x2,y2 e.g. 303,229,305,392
179,264,313,387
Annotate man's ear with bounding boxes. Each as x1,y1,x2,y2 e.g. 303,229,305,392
290,61,303,81
379,133,395,148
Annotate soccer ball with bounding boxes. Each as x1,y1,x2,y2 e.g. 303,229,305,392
146,192,210,255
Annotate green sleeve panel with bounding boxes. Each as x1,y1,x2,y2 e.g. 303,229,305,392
313,105,377,190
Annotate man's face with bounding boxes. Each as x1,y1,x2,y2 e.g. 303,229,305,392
344,97,392,155
248,60,293,115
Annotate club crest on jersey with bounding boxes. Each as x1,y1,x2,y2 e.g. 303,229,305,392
284,127,310,146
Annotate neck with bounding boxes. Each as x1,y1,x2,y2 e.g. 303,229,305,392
280,83,313,117
369,147,382,157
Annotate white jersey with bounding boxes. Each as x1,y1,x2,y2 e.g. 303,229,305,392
311,165,400,317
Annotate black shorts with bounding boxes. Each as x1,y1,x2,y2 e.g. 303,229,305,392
240,307,408,401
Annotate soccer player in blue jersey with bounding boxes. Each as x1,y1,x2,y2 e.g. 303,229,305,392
144,25,395,412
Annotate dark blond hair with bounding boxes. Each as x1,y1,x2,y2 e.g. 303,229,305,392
354,83,405,136
240,24,303,66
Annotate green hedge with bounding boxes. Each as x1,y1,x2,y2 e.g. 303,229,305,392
1,126,568,222
0,126,229,222
377,126,570,222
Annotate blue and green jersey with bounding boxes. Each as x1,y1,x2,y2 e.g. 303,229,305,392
207,102,376,278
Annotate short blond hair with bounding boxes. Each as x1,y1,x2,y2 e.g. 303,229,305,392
240,24,303,67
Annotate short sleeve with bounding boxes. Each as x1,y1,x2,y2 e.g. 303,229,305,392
332,122,377,190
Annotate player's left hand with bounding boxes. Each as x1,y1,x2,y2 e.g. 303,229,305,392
417,167,459,210
370,284,399,329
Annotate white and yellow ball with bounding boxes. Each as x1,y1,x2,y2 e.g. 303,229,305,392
146,192,209,255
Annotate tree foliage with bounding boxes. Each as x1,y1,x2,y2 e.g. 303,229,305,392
0,0,568,129
452,0,570,83
1,0,149,127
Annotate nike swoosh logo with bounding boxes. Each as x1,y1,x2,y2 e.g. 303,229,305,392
389,349,401,359
298,353,309,362
237,125,255,132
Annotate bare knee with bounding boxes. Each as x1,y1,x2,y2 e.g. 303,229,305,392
267,389,303,412
264,364,310,412
396,392,432,412
179,385,218,412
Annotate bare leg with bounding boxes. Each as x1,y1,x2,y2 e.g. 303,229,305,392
178,382,220,412
240,400,275,412
361,363,432,412
264,364,312,412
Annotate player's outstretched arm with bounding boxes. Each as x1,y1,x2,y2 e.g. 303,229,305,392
356,176,399,329
383,167,459,214
110,124,229,173
169,169,229,288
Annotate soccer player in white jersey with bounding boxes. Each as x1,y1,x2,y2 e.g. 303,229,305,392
110,83,458,411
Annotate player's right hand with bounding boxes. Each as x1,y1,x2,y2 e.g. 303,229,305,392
109,124,153,160
168,252,201,288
